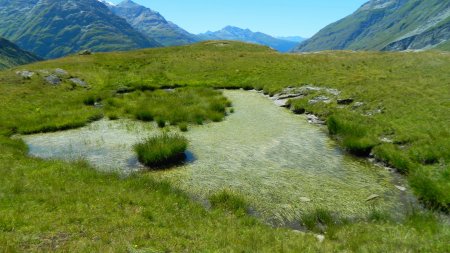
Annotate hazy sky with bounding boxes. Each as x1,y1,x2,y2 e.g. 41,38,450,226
109,0,368,37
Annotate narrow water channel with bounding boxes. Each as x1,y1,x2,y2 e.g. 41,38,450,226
23,90,412,224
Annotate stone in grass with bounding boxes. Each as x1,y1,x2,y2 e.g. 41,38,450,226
366,194,380,202
44,75,61,85
395,185,406,192
69,78,88,87
54,68,68,76
16,70,34,79
308,96,331,105
315,234,325,243
306,114,325,125
353,102,364,109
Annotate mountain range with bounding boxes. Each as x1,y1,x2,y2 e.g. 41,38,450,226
0,0,301,59
295,0,450,52
0,37,40,69
0,0,160,59
108,0,199,46
198,26,300,52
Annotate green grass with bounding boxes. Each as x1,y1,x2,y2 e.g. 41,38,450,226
209,190,249,216
178,122,188,132
0,41,449,250
0,137,447,251
134,134,188,168
107,88,231,126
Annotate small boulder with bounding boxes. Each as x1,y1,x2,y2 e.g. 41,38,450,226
325,88,340,96
308,96,331,105
16,70,34,79
44,75,61,85
306,114,325,125
395,185,406,192
315,234,325,243
38,70,50,75
274,99,289,107
380,137,394,143
69,78,87,87
353,102,364,109
278,93,304,100
366,194,380,202
54,68,68,76
337,98,354,105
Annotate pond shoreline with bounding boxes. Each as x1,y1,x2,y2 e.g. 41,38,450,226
22,89,418,228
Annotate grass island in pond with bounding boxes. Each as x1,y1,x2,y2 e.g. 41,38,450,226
134,134,188,168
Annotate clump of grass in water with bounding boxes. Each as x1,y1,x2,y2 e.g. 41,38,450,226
134,134,188,168
156,118,166,128
178,122,188,132
135,110,154,122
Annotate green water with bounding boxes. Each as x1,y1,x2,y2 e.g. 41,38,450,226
23,90,413,224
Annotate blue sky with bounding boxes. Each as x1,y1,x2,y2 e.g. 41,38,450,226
109,0,368,37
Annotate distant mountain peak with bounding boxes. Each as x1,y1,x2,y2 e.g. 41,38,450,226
97,0,115,7
117,0,140,7
109,1,199,46
198,26,300,52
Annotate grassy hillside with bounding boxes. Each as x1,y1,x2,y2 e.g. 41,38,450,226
0,41,449,251
0,37,40,69
199,26,299,52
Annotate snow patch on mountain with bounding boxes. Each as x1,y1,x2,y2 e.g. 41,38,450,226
97,0,115,7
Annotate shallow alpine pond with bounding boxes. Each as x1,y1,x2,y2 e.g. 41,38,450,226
23,90,414,225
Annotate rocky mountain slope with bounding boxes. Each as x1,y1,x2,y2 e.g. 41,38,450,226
294,0,450,52
0,0,160,58
199,26,299,52
0,37,41,69
109,0,198,46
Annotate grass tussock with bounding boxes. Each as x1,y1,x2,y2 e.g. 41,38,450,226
327,115,378,156
209,190,249,216
301,209,338,233
134,134,188,168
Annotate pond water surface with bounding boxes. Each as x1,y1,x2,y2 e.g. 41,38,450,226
24,90,414,225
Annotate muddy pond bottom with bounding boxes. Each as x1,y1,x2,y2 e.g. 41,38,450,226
23,90,413,224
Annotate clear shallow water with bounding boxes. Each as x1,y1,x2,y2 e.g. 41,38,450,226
23,90,413,224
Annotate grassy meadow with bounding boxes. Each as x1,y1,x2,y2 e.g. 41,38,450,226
0,41,449,251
